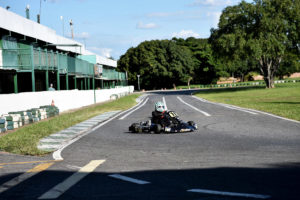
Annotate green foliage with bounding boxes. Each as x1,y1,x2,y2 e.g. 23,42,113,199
210,0,300,88
172,37,220,84
118,40,195,89
118,38,221,89
277,51,300,79
245,71,260,81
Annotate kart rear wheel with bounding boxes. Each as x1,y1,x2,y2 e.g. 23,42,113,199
135,126,143,133
154,124,162,134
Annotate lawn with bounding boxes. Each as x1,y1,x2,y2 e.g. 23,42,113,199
0,93,141,156
194,82,300,121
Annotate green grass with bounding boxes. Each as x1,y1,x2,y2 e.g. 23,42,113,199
284,77,300,81
0,94,141,156
194,82,300,121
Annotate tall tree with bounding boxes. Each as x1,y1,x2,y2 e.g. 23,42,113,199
118,40,195,90
172,37,221,84
210,0,300,88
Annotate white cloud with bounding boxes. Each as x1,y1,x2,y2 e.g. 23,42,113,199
171,30,200,39
190,0,233,6
88,47,112,58
99,48,112,58
207,11,222,28
136,22,159,29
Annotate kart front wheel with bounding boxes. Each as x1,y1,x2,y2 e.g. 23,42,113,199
154,124,162,134
187,121,197,130
188,121,196,127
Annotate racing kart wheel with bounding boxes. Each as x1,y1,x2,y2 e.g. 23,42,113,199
154,124,162,134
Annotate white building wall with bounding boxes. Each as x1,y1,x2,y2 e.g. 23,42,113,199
83,49,117,67
0,86,134,115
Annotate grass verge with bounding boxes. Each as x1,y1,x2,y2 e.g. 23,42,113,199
194,82,300,121
0,93,141,156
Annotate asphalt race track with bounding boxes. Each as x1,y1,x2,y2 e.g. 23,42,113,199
0,90,300,200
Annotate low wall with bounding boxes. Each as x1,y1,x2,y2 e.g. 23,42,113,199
0,86,134,115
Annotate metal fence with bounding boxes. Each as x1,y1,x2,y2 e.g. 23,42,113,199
1,48,94,77
1,47,126,80
1,48,32,70
102,67,126,80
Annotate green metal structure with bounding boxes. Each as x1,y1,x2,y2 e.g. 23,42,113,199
0,46,127,93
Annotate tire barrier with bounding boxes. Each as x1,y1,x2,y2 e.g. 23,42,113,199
0,105,59,134
110,94,119,100
110,91,130,100
181,79,300,89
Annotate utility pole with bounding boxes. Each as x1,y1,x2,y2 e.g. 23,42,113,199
137,74,140,91
37,0,43,23
60,16,64,36
25,5,30,19
125,71,128,86
70,19,74,39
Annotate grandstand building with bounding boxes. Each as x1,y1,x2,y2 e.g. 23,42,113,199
0,7,126,94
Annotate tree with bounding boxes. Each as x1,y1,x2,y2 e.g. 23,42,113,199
118,40,195,90
210,0,300,88
276,52,300,79
172,37,220,84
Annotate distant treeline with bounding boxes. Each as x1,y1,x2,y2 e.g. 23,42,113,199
118,0,299,89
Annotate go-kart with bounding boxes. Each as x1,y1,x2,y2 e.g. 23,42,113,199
129,111,197,133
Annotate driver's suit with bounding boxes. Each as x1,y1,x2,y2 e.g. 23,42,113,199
152,110,173,127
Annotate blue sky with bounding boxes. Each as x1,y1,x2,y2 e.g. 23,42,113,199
0,0,251,59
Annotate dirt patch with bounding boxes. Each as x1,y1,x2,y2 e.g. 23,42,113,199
289,72,300,78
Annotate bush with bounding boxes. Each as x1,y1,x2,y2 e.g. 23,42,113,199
245,72,260,81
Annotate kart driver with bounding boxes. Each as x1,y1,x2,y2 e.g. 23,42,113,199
152,101,171,127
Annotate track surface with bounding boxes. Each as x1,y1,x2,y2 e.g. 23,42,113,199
1,90,300,200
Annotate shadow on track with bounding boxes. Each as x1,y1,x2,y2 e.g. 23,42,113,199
1,162,300,200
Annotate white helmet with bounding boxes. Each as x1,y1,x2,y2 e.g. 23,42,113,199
155,101,166,113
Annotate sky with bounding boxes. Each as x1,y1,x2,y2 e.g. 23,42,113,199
0,0,251,59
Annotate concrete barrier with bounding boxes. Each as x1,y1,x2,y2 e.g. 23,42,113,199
0,86,134,115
